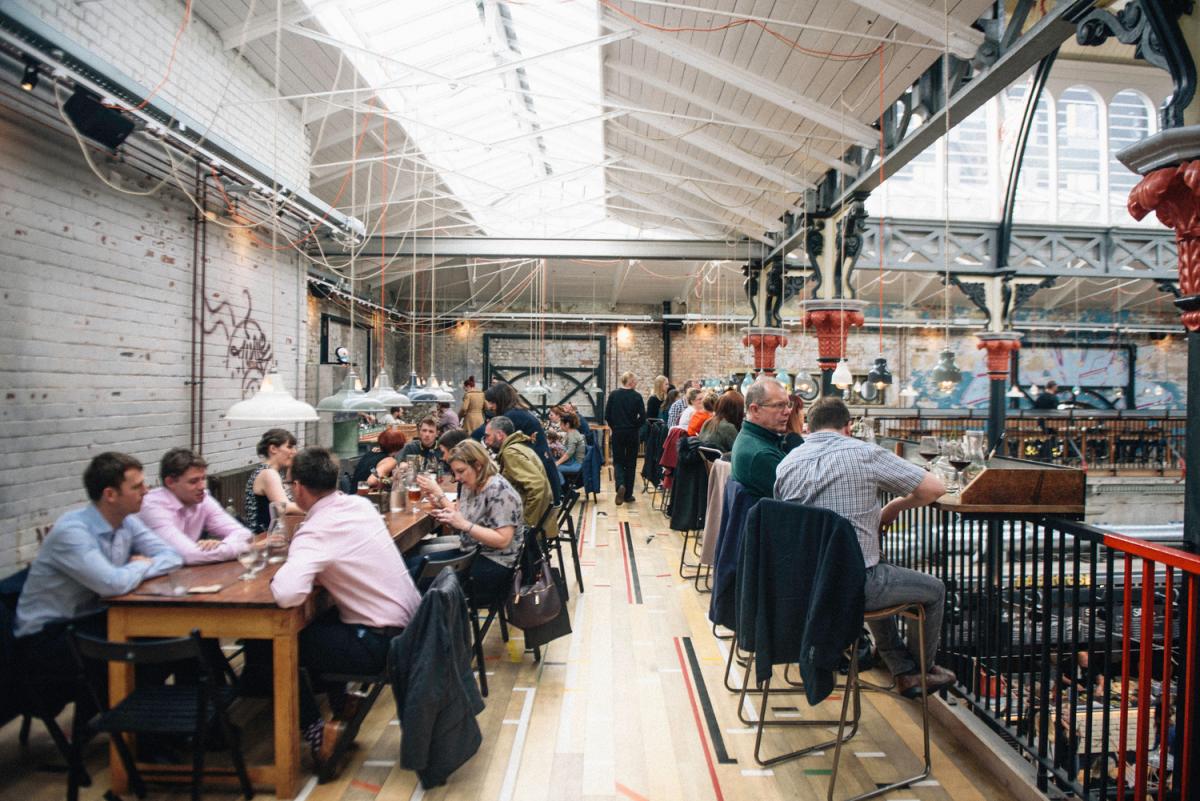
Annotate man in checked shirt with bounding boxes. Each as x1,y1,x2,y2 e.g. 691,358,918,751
774,397,955,698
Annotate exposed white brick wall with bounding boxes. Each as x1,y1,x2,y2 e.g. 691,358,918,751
0,105,308,572
18,0,310,187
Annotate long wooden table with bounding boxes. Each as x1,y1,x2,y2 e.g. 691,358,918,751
105,501,437,798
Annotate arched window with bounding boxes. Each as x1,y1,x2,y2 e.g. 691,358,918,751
1002,82,1052,222
1108,90,1154,225
947,104,991,218
1057,85,1104,223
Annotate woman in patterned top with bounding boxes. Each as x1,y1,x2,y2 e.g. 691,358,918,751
244,428,302,533
416,439,524,601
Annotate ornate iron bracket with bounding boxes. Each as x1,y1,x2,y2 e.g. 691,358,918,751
1075,0,1197,129
1156,278,1182,298
944,274,991,323
804,218,824,299
1001,274,1057,325
835,201,868,300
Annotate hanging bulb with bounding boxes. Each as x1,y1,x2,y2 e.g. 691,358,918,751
1071,385,1082,397
1154,385,1165,396
1005,384,1025,399
796,374,814,394
1114,387,1124,398
1030,384,1041,397
899,384,918,398
774,370,790,390
225,372,319,422
930,349,963,394
832,359,853,390
867,357,893,390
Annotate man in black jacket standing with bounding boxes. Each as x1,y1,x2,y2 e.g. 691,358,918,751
605,371,645,505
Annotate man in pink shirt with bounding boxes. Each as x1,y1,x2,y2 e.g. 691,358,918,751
271,447,421,768
139,448,252,564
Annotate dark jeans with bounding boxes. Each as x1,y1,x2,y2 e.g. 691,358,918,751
296,608,394,728
611,428,639,498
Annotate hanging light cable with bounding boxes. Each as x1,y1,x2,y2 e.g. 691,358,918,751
832,95,853,392
318,83,385,415
365,118,411,410
226,2,317,423
930,5,962,396
868,48,893,394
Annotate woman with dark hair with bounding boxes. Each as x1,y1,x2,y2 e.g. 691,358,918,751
244,428,301,533
699,391,745,453
459,375,486,432
660,388,679,422
484,381,562,502
358,427,409,489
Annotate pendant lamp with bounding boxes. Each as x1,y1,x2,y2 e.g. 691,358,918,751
867,357,893,390
930,349,963,394
832,359,853,390
796,373,815,394
317,369,388,413
1005,384,1025,398
899,384,918,398
365,368,413,408
225,372,319,422
1030,384,1041,397
773,370,791,390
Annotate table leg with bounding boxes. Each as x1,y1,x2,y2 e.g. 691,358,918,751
273,632,302,800
107,609,134,794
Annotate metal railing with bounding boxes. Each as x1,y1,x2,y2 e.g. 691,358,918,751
859,409,1186,474
883,505,1198,799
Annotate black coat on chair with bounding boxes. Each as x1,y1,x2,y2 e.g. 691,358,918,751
668,436,708,532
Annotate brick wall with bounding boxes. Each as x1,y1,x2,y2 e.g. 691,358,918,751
0,104,307,571
20,0,309,186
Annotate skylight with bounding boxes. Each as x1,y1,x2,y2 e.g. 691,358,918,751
307,0,660,238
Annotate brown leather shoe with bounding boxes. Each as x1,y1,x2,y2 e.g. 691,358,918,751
334,690,368,722
614,487,625,505
895,666,957,699
317,719,347,766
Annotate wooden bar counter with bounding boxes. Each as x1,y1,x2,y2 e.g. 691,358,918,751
106,497,439,798
886,438,1086,517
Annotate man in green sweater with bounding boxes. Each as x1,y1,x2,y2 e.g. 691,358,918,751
730,378,803,498
485,415,556,536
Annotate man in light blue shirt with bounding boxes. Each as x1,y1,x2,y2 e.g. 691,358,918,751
15,452,182,670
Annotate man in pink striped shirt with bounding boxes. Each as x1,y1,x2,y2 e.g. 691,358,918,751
271,447,421,768
139,448,252,564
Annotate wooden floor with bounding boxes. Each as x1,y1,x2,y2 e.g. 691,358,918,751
1,487,1017,801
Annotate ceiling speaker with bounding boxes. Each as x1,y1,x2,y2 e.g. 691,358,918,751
63,89,134,149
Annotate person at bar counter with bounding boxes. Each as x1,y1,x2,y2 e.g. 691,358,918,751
1034,380,1061,410
245,428,302,533
414,440,524,602
484,416,555,536
14,452,182,691
139,448,252,564
730,378,803,499
399,416,443,472
271,447,421,766
605,371,645,506
360,427,409,490
773,397,954,698
459,375,487,432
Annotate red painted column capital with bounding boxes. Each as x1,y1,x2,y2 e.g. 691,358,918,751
1128,160,1200,331
742,331,788,372
803,308,865,371
975,335,1021,380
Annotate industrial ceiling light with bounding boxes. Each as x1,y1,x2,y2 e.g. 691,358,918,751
867,357,893,390
364,368,412,408
317,370,388,414
832,359,853,390
1005,383,1025,398
225,372,319,422
20,58,38,92
930,349,963,394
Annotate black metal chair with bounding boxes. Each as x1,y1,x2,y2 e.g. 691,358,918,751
547,482,585,596
67,628,252,801
412,547,486,694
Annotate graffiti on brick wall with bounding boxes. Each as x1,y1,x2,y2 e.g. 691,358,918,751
203,288,273,397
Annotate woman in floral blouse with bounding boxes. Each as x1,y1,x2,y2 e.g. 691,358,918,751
416,439,524,601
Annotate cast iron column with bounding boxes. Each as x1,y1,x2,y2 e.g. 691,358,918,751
976,333,1023,455
801,301,866,397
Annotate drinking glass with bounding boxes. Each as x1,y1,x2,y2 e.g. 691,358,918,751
266,501,288,563
357,481,370,497
407,481,422,514
250,543,269,576
945,441,969,493
237,547,258,581
917,436,940,468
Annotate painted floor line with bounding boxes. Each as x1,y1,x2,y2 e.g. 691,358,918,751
362,759,397,767
740,769,775,777
855,751,887,758
497,687,536,801
292,775,319,801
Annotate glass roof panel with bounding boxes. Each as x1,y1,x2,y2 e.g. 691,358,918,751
305,0,663,237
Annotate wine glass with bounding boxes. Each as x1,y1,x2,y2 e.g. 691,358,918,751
918,436,940,468
237,547,259,581
945,441,970,493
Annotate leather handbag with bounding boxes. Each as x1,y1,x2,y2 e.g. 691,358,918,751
505,557,562,630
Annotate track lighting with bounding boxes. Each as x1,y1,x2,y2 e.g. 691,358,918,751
20,58,38,92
